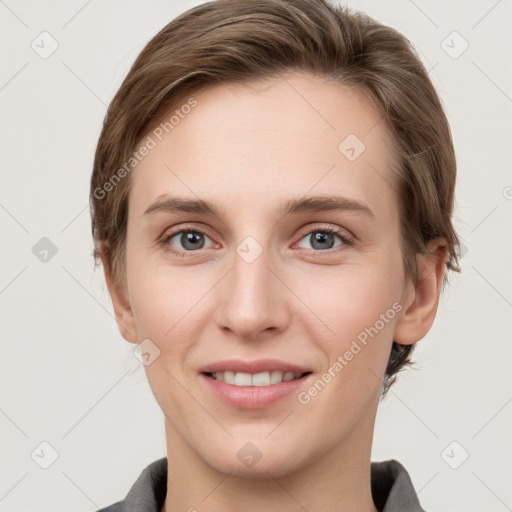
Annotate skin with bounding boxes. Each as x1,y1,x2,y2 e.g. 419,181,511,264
102,71,446,512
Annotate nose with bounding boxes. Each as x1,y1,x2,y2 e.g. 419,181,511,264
213,243,290,340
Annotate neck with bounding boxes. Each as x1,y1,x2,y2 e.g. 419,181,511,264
161,395,380,512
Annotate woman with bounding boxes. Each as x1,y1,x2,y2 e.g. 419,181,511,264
90,0,460,510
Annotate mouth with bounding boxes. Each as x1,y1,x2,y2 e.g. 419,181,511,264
202,370,313,386
199,370,314,409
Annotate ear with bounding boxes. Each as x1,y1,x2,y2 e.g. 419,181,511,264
98,241,138,345
393,237,448,345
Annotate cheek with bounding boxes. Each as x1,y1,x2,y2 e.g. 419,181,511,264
297,263,403,409
129,280,170,339
126,269,201,411
304,261,402,342
125,237,208,332
297,270,402,421
126,264,217,380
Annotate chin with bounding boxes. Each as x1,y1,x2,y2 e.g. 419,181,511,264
201,441,307,480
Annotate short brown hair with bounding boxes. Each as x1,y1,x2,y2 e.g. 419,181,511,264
90,0,461,398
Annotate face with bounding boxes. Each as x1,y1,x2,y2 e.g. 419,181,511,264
116,72,418,478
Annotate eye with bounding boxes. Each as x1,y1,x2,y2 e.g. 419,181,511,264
158,223,354,258
159,226,216,257
295,225,353,252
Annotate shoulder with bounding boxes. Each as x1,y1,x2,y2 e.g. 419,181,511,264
371,459,427,512
93,457,168,512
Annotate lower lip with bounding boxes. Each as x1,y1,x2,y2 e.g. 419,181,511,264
199,372,313,410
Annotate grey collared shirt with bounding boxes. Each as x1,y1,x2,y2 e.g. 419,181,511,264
96,457,426,511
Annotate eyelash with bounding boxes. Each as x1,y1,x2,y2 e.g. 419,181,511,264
158,223,354,258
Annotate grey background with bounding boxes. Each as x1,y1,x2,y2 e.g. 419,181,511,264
0,1,511,511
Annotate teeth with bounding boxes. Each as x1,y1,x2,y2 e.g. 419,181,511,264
211,370,305,386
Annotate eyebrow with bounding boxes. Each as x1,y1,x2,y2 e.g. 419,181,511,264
143,194,374,219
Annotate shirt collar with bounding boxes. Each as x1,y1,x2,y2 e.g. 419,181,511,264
111,457,425,512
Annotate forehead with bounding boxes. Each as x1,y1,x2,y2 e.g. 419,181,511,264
129,72,398,222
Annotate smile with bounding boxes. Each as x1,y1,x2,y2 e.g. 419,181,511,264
205,370,311,386
200,371,314,409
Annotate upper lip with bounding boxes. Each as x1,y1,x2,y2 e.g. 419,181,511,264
199,359,312,375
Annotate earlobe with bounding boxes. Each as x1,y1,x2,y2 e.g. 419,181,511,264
393,238,448,346
98,242,139,345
